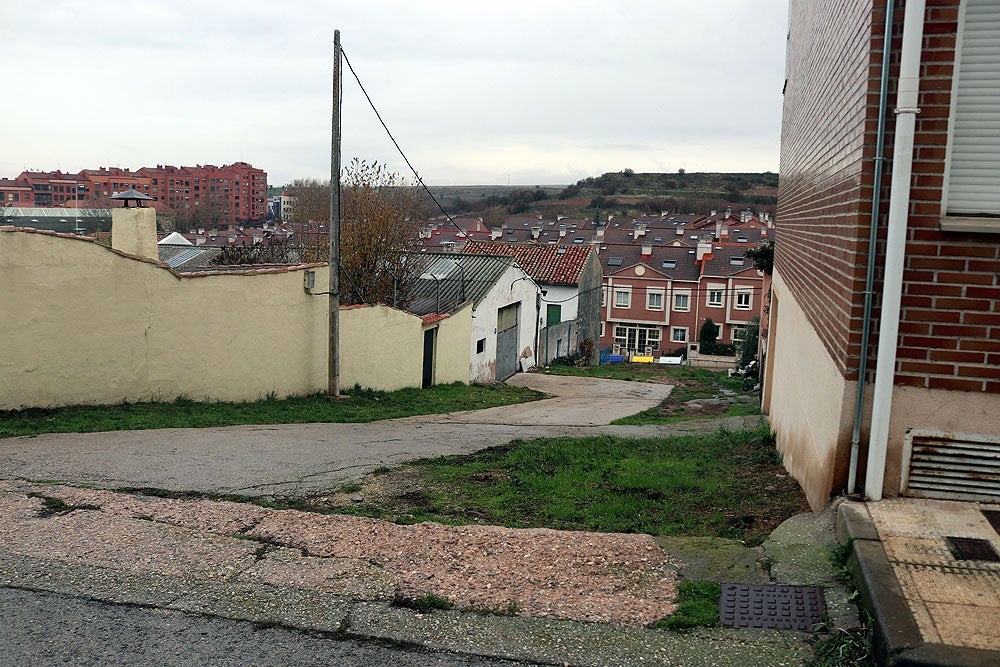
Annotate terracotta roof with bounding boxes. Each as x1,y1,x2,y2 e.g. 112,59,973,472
462,240,593,286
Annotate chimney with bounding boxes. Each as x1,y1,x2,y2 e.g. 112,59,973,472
710,210,717,217
491,227,503,240
596,228,605,239
720,224,729,237
676,227,685,235
557,214,564,221
531,226,541,239
111,207,158,261
633,223,647,240
696,240,713,262
641,243,652,258
559,229,566,237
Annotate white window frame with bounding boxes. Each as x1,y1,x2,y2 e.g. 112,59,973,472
671,327,688,343
613,287,632,309
646,289,664,311
941,0,1000,233
735,290,753,310
673,290,691,312
707,287,724,308
732,325,748,343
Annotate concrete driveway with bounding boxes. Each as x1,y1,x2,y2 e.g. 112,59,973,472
0,373,759,499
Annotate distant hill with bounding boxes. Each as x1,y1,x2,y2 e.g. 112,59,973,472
426,171,778,220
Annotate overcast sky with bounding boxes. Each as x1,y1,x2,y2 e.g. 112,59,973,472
1,0,788,187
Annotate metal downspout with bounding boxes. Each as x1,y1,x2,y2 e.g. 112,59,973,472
866,0,926,501
849,0,896,495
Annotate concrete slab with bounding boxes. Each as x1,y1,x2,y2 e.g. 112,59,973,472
345,601,811,667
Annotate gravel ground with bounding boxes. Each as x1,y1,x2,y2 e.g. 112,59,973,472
0,480,678,627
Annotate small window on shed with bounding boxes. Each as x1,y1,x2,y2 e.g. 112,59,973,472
476,338,486,354
661,259,677,269
730,257,746,266
608,257,623,266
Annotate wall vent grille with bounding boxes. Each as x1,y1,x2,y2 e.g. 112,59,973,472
901,429,1000,503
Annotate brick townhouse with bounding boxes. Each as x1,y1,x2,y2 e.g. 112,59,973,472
765,0,1000,509
599,240,767,356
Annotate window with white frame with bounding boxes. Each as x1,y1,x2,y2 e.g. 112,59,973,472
613,324,661,351
735,290,752,310
731,325,748,343
647,289,664,311
942,0,1000,231
613,287,631,308
707,288,724,307
673,291,690,312
671,327,688,343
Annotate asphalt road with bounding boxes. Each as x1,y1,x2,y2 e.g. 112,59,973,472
0,374,694,497
0,587,527,667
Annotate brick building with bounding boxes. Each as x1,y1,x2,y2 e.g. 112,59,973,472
599,240,766,357
0,162,266,227
765,0,1000,509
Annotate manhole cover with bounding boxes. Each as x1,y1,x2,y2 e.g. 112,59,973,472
719,584,826,632
947,536,1000,562
982,510,1000,538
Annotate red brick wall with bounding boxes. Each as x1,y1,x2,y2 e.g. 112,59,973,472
895,0,999,392
778,0,998,392
776,0,877,380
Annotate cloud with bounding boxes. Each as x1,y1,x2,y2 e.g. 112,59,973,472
1,0,788,186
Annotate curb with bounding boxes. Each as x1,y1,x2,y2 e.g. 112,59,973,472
835,502,1000,667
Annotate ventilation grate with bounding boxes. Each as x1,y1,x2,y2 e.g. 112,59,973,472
947,537,1000,562
719,584,826,632
901,430,1000,503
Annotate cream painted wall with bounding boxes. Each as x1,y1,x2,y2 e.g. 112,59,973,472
338,302,472,391
765,270,856,510
1,230,470,409
432,301,474,385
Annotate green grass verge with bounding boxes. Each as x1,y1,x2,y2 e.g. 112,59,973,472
0,383,544,437
330,425,805,546
651,581,721,630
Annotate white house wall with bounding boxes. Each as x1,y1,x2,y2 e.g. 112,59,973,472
469,265,538,383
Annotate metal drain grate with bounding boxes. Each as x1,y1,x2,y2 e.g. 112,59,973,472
983,510,1000,538
719,584,826,632
947,536,1000,562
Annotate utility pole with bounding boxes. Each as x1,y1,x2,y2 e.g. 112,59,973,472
328,29,342,397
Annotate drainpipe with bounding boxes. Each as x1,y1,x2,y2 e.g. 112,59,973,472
849,0,896,495
866,0,926,502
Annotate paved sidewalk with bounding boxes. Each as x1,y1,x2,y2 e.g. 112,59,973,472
837,498,1000,666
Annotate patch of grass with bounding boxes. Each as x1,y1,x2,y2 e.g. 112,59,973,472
341,482,362,494
651,581,721,630
392,592,453,613
0,383,545,437
807,539,875,666
26,492,100,517
809,613,876,667
333,425,806,546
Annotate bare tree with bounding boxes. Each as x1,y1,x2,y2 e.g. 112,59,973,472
277,160,425,306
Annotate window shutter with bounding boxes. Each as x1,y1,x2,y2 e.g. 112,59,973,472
945,1,1000,216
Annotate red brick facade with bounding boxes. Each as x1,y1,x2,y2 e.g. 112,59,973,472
1,163,267,228
777,0,998,392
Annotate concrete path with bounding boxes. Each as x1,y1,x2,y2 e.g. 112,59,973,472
0,373,761,498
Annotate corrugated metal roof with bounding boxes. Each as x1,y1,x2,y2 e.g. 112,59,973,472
406,252,516,316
